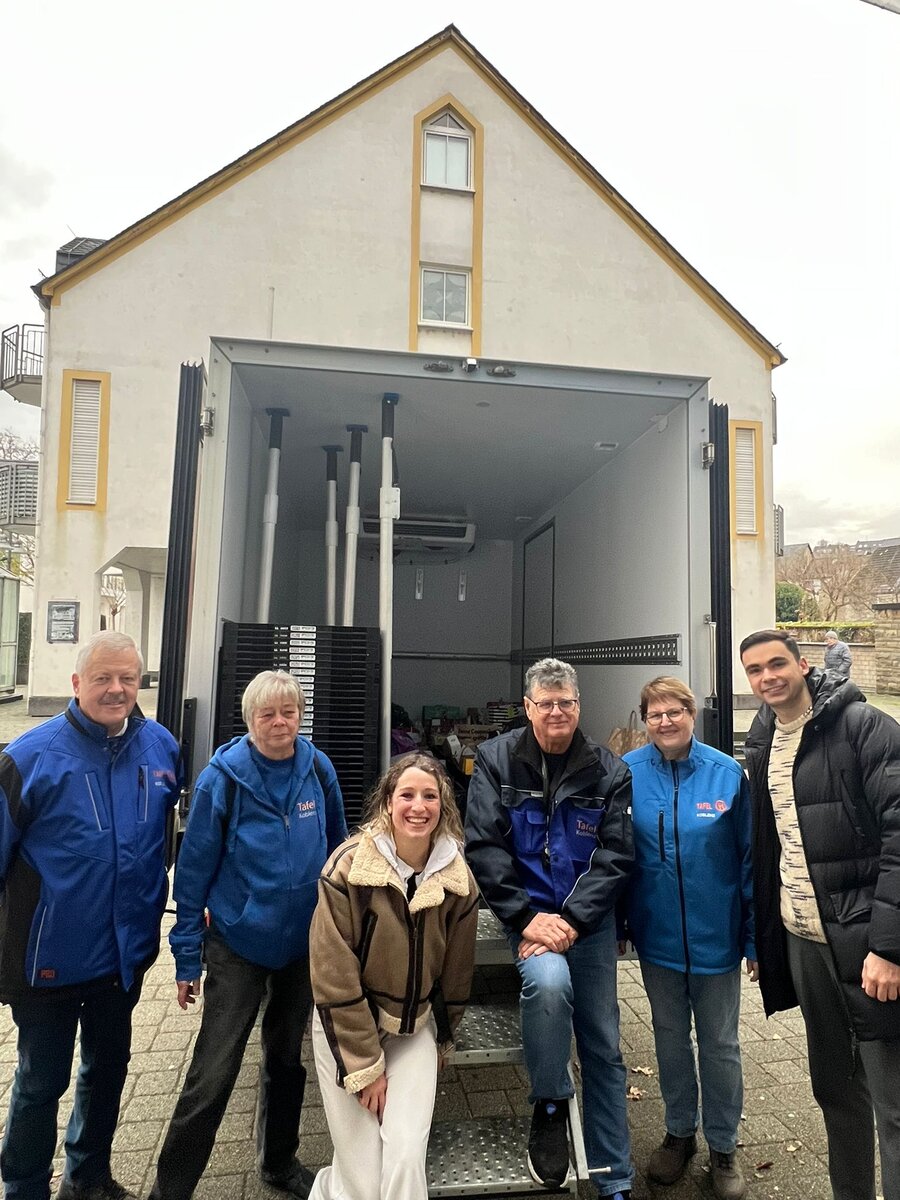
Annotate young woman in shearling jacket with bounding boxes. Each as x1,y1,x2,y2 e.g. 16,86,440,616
309,752,479,1200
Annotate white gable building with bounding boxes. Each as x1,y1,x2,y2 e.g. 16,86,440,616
25,26,782,723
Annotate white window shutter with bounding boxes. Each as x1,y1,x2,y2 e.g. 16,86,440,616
68,378,101,504
734,427,757,534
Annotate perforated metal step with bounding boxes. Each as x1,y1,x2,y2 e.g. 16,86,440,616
450,1001,522,1064
427,1116,576,1196
475,907,509,965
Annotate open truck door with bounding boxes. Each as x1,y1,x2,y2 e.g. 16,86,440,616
705,400,733,753
157,361,206,863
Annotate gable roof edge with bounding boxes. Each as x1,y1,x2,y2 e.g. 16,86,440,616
37,24,785,368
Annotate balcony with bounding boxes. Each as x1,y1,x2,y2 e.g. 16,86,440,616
1,324,43,406
0,460,38,531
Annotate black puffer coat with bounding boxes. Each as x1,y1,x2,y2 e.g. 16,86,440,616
744,668,900,1040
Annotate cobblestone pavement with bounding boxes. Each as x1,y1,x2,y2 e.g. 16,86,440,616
0,691,890,1198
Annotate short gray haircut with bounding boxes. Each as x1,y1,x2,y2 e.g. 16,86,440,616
241,670,305,726
75,631,143,676
524,658,579,699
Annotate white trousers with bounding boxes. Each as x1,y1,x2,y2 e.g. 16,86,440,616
310,1011,438,1200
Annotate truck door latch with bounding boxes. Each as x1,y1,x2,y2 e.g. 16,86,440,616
701,441,715,469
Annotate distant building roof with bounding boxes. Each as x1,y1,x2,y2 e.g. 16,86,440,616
55,238,107,274
783,542,814,557
859,541,900,591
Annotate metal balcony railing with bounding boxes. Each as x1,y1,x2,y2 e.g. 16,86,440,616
1,324,44,388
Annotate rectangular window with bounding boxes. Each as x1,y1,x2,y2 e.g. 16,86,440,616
423,130,470,188
421,268,469,325
57,370,110,511
733,423,759,535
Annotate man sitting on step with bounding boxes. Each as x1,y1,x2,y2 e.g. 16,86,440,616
465,658,635,1200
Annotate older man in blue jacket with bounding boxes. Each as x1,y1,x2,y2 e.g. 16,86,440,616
466,659,634,1200
0,632,182,1200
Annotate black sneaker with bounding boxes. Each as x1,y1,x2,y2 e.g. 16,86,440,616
527,1099,571,1189
259,1160,316,1199
57,1179,136,1200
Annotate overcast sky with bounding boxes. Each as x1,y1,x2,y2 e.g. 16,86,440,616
1,0,897,546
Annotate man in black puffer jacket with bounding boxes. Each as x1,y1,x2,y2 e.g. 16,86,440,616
740,629,900,1200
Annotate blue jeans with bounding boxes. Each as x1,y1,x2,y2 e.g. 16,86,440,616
639,960,743,1153
1,980,142,1200
508,915,633,1197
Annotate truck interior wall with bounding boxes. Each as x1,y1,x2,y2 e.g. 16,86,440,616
512,403,693,744
219,372,266,626
289,530,514,718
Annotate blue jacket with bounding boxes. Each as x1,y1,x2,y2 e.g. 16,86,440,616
169,734,347,979
0,701,181,999
623,737,755,974
466,726,633,936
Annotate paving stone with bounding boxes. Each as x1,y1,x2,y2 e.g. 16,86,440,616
112,1118,165,1152
466,1088,513,1117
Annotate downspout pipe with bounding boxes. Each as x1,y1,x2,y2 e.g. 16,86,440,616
341,424,368,626
322,445,342,625
257,407,289,623
379,394,400,769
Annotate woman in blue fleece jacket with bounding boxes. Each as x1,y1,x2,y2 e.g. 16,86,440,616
149,671,347,1200
621,677,755,1200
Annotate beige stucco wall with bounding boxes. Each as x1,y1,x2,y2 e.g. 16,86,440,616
32,43,775,701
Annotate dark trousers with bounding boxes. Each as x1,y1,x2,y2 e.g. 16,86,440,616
0,980,142,1200
152,931,312,1200
786,931,900,1200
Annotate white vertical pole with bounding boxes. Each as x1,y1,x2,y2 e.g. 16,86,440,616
341,425,367,626
257,408,288,623
379,394,399,769
323,445,342,625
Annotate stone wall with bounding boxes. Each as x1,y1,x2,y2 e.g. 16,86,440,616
794,641,878,693
874,602,900,695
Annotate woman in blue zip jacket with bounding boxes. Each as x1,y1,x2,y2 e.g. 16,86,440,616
149,671,347,1200
619,678,756,1200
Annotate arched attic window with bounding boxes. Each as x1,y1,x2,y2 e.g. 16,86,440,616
423,110,472,190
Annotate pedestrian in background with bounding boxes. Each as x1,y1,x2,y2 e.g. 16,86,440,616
150,670,346,1200
620,677,754,1200
0,632,181,1200
823,630,852,677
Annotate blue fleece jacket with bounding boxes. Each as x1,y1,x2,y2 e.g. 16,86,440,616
0,700,181,997
169,735,347,979
623,737,755,974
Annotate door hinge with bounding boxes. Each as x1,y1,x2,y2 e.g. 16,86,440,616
199,407,215,438
701,441,715,469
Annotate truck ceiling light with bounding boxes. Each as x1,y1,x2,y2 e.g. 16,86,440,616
424,360,454,373
593,441,618,450
487,364,516,378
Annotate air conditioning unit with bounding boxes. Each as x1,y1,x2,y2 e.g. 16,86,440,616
359,516,475,552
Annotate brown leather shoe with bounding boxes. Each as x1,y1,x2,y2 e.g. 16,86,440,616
710,1150,746,1200
646,1132,698,1184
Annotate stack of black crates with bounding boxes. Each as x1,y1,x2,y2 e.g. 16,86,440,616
215,622,380,827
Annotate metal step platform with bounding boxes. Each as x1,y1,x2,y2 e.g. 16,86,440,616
427,1115,577,1196
450,1001,522,1064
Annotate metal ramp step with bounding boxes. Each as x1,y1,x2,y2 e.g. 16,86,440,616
475,908,509,965
427,1115,577,1196
450,1001,522,1064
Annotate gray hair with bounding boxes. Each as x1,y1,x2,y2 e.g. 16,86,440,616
524,658,579,698
241,670,305,726
75,631,143,676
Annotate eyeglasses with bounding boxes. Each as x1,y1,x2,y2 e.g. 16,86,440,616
529,698,579,714
645,707,689,726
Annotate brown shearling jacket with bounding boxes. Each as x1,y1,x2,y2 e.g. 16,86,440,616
310,831,479,1093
